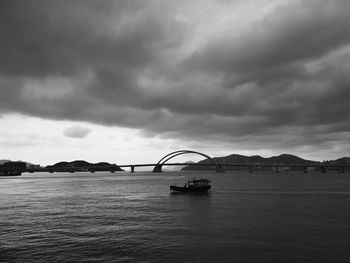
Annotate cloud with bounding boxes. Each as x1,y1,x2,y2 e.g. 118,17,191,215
63,125,92,139
0,0,350,157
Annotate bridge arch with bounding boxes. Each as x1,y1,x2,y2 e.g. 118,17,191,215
152,150,223,172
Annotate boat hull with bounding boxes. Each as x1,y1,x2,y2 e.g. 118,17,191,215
170,185,211,193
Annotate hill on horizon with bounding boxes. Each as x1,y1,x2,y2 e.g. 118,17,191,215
182,154,350,171
0,159,38,167
46,160,124,171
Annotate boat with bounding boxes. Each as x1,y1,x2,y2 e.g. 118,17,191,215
170,178,211,193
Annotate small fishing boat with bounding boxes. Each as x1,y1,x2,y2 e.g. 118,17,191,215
170,178,211,193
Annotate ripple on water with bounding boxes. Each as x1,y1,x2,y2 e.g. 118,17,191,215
1,172,350,262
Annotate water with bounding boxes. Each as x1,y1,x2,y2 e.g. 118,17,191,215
1,171,350,263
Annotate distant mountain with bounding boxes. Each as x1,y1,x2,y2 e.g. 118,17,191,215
94,162,115,167
0,159,39,167
163,161,195,171
181,153,332,171
266,154,310,164
46,160,124,171
333,157,350,165
70,160,92,167
50,161,70,168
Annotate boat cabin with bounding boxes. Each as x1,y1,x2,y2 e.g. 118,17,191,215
188,178,211,187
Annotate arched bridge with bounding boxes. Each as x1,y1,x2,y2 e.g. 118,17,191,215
4,149,350,175
152,150,224,173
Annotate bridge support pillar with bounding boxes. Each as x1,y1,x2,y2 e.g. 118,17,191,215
130,166,135,173
153,164,162,173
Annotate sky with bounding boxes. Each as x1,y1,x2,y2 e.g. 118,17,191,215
1,0,350,165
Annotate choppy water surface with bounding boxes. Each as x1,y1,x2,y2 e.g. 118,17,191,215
1,171,350,262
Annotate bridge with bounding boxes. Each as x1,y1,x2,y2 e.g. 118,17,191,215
1,150,350,175
151,150,224,173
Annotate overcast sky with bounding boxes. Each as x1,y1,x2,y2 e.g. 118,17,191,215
1,0,349,165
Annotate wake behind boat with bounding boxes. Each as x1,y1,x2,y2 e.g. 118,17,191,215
170,178,211,193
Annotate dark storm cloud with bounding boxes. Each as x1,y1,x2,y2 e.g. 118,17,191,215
0,0,157,77
0,0,350,155
185,1,350,83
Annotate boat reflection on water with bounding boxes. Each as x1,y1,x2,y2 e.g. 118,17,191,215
170,178,211,193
